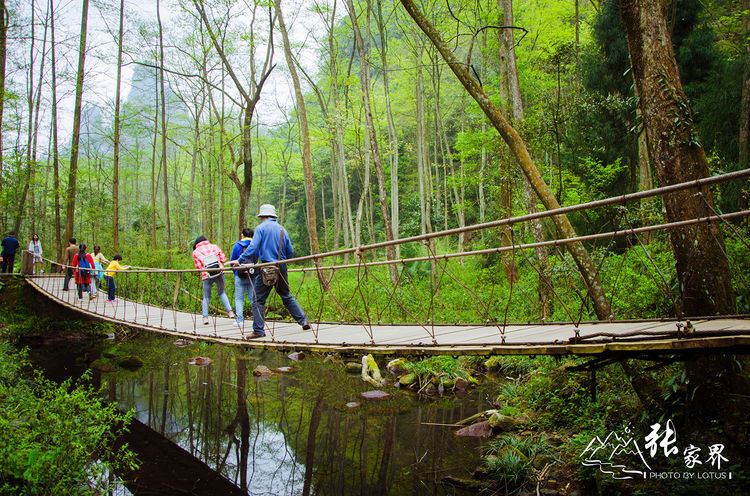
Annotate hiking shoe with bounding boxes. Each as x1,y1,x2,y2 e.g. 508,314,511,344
228,311,237,319
302,323,312,331
245,331,266,340
90,295,97,300
203,317,210,325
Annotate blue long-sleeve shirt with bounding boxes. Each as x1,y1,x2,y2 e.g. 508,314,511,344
230,237,253,275
238,219,294,264
1,236,19,256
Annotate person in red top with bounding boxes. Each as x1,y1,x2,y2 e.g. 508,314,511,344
192,236,236,325
72,244,97,300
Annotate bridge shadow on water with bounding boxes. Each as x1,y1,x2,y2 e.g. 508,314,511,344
26,328,491,496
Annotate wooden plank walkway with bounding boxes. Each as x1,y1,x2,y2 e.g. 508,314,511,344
26,276,750,356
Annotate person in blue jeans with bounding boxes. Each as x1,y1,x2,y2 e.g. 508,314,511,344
236,204,310,339
1,231,20,273
230,227,254,327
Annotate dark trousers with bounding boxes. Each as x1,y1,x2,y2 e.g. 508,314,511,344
77,282,91,299
1,253,15,273
251,265,307,334
105,275,116,301
63,267,74,290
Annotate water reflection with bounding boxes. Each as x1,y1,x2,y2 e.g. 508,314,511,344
97,334,483,495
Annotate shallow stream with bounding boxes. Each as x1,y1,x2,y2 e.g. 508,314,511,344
25,330,491,495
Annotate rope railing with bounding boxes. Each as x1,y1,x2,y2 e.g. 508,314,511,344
17,168,750,347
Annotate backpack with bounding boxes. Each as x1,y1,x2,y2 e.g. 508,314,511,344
201,251,222,279
260,228,284,287
78,254,91,270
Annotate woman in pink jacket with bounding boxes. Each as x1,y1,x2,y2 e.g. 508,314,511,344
192,236,236,325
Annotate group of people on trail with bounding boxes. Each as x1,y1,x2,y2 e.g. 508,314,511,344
60,239,128,302
1,231,45,274
191,204,310,340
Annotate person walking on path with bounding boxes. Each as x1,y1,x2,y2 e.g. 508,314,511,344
63,238,78,291
1,231,20,273
104,254,129,302
236,204,310,339
28,234,43,274
92,245,109,286
192,236,236,325
72,244,97,300
230,227,255,328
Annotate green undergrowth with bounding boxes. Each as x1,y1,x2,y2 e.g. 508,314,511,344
480,354,750,495
0,344,137,495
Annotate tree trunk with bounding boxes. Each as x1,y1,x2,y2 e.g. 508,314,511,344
740,0,750,165
375,0,400,257
400,0,613,320
346,0,398,283
150,65,159,249
275,0,320,255
156,0,171,248
49,0,61,260
0,0,8,210
619,0,735,316
112,0,124,253
64,0,90,244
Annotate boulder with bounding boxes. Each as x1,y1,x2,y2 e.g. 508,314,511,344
90,358,116,373
454,421,492,438
386,358,409,377
345,362,362,373
454,378,470,391
360,390,390,400
253,365,273,377
488,412,521,431
398,373,417,387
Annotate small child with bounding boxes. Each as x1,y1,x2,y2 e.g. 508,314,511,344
104,254,129,302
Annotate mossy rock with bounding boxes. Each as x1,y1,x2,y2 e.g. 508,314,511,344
345,362,362,373
399,373,417,387
117,356,144,371
488,412,522,431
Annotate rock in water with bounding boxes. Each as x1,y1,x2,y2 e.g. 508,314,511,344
488,412,520,431
454,378,470,391
287,351,306,361
345,362,362,373
189,356,213,366
117,356,144,371
398,373,417,387
454,421,492,438
386,358,409,377
360,390,390,400
345,402,360,409
253,365,273,377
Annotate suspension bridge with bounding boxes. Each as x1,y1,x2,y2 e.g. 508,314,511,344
17,169,750,356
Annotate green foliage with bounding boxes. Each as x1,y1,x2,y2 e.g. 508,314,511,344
0,345,137,495
482,433,553,495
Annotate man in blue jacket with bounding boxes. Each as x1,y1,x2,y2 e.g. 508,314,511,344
1,231,20,273
236,204,310,339
230,227,254,327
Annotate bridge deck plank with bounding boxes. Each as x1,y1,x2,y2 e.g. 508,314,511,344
26,276,750,355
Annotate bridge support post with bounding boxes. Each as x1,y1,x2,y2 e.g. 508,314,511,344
20,251,33,275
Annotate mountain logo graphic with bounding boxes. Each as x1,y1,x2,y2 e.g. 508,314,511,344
580,428,651,479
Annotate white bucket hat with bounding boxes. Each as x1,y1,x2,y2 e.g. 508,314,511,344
257,204,278,218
